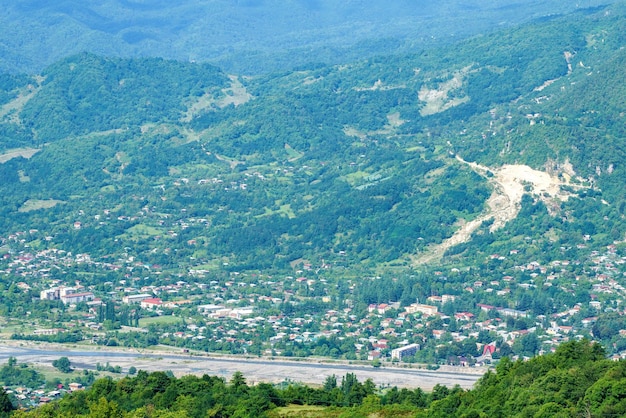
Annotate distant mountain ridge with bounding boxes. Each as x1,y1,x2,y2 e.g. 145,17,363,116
0,0,618,74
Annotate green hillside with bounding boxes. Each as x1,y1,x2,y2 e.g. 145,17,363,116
1,3,626,274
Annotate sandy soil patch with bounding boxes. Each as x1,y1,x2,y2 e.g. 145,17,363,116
0,78,42,124
387,112,406,128
353,79,405,92
342,112,405,140
413,156,587,265
418,66,472,116
19,199,65,212
214,153,245,169
218,75,253,108
0,148,41,163
181,75,252,122
533,51,573,92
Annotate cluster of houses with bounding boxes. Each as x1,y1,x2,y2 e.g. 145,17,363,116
4,383,83,409
2,227,626,366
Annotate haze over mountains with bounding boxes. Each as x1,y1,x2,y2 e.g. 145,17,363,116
0,0,619,74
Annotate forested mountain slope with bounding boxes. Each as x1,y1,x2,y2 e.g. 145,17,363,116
1,3,626,275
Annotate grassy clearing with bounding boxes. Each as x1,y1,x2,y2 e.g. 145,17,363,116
268,405,340,418
190,259,224,271
278,204,296,219
258,203,296,219
284,144,304,160
123,224,163,238
18,199,64,212
343,170,371,186
138,316,183,327
32,364,86,382
1,322,36,336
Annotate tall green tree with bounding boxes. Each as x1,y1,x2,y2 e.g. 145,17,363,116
52,357,72,373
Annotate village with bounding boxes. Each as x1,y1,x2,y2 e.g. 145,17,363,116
2,224,626,382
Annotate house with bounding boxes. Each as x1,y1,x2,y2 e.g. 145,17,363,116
40,288,60,300
427,296,443,304
581,317,598,327
368,303,392,314
68,383,84,391
197,304,225,314
589,301,602,310
33,328,64,336
482,342,496,357
405,303,439,316
140,298,163,309
496,308,528,318
454,312,475,321
432,330,446,339
477,303,495,312
442,294,456,303
123,294,152,304
61,292,95,305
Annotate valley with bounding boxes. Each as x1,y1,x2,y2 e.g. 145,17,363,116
1,2,626,416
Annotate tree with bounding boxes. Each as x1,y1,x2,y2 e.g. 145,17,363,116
88,397,124,418
229,371,248,394
323,375,337,391
0,388,14,417
52,357,72,373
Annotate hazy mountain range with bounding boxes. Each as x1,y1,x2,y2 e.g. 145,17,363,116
1,0,619,74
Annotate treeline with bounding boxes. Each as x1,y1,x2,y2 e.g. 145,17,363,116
8,340,626,417
425,339,626,417
11,332,83,344
9,370,427,418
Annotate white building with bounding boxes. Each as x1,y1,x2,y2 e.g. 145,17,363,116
61,292,95,305
391,343,421,361
122,294,152,304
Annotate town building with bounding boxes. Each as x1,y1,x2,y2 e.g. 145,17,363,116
391,343,421,361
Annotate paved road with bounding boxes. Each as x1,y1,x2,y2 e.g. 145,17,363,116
0,344,484,390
